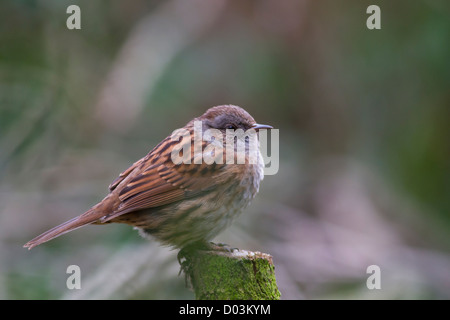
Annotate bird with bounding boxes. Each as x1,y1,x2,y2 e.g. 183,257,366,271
24,105,272,250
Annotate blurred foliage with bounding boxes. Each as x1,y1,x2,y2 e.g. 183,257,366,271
0,0,449,299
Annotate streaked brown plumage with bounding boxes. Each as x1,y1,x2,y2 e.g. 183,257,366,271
24,105,272,250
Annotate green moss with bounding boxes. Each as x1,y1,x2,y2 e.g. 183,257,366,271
187,250,281,300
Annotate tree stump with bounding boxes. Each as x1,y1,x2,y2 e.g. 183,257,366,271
180,246,281,300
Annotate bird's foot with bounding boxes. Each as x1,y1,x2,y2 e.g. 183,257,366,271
206,241,239,253
177,241,239,286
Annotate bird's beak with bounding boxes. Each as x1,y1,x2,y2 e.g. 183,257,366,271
252,123,273,130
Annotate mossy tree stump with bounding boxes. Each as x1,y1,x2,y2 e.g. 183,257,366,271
181,246,281,300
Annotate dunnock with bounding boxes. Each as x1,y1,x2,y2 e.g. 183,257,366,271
24,105,272,250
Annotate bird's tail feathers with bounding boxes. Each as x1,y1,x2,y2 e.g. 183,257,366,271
24,208,99,250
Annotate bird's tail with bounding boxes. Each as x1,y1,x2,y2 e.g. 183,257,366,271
24,208,99,250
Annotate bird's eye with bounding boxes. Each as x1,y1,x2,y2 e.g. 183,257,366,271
225,124,236,130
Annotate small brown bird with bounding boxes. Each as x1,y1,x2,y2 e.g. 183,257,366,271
24,105,272,250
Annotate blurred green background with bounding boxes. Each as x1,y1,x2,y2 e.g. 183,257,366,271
1,0,449,299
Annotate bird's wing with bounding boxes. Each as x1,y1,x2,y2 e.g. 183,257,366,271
108,157,145,191
100,139,229,222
